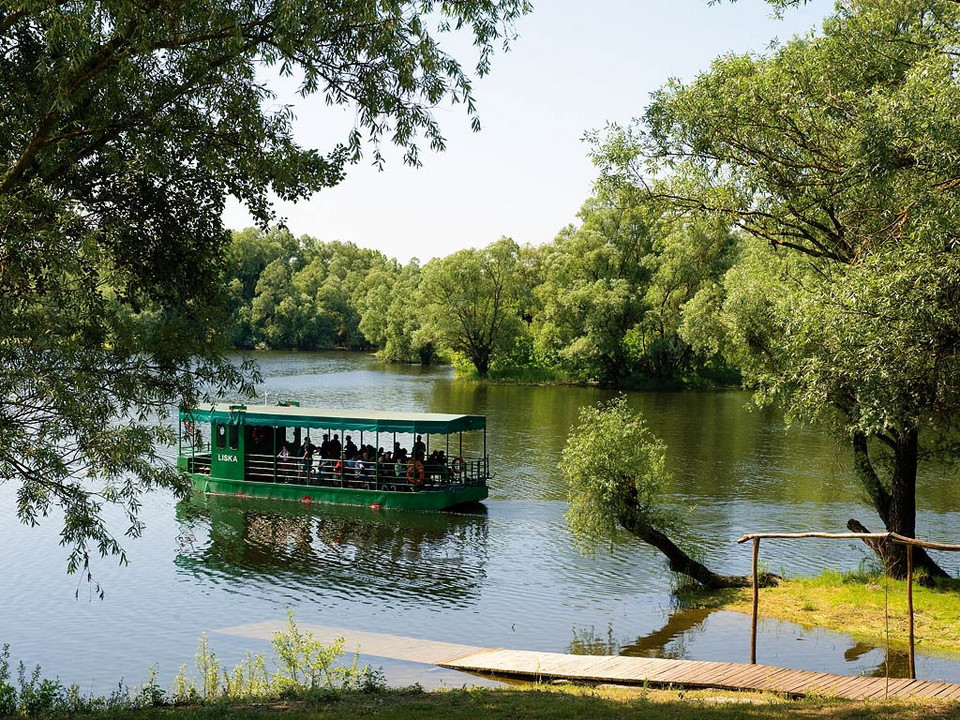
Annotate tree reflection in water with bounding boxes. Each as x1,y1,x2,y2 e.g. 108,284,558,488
568,605,917,678
174,494,489,608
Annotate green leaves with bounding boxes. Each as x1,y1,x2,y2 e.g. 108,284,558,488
1,0,527,572
560,396,679,552
420,236,524,376
596,0,960,567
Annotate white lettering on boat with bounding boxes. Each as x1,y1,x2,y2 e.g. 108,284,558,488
217,454,239,462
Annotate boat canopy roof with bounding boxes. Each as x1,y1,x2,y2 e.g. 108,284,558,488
181,404,486,434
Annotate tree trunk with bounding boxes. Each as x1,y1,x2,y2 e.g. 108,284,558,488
846,518,948,582
886,427,918,578
849,428,948,580
471,348,490,376
618,515,773,590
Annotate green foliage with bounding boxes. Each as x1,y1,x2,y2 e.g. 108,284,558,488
272,610,348,692
0,613,385,716
2,0,529,571
606,0,960,439
170,611,383,705
589,0,960,575
420,237,525,376
357,260,437,364
0,646,14,717
531,187,738,386
134,666,166,708
226,229,395,351
0,644,136,717
560,396,681,551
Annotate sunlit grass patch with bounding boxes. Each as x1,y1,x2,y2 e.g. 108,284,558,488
66,683,960,720
691,571,960,656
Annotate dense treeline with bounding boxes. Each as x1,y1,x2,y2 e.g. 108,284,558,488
225,183,739,386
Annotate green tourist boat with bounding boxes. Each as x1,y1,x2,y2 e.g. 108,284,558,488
177,403,490,511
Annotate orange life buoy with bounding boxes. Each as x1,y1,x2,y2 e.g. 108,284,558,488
451,457,465,476
406,460,424,484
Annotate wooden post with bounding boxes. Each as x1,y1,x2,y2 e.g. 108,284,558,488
751,537,760,665
907,543,916,680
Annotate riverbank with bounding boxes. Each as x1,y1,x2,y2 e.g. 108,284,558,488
65,684,960,720
687,571,960,656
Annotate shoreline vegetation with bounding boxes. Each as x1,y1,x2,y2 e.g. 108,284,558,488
223,228,741,390
3,637,960,719
686,571,960,657
4,585,960,718
17,684,960,720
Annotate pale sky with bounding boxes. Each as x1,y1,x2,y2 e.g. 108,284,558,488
222,0,828,263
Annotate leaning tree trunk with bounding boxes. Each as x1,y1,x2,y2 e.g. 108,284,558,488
850,428,948,580
618,515,774,590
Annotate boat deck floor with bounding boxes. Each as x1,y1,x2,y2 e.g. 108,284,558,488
217,621,960,701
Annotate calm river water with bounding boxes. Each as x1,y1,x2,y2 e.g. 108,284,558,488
2,351,959,691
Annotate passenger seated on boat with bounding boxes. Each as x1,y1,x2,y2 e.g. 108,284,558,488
277,443,294,481
426,450,441,480
356,451,375,484
321,458,338,480
429,450,448,481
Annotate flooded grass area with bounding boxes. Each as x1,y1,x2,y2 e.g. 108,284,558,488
692,572,960,657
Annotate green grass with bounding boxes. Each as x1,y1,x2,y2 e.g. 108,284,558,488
688,571,960,656
61,683,960,720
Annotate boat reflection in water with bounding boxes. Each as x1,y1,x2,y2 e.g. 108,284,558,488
174,493,489,609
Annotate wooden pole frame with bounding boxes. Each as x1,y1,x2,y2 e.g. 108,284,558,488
751,537,760,664
737,530,960,679
907,544,915,679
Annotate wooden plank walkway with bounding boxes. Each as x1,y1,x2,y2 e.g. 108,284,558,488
218,621,960,701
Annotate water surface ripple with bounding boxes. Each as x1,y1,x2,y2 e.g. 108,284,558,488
2,351,959,691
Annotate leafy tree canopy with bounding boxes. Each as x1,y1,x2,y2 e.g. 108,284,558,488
420,237,524,376
0,0,529,572
592,0,960,576
561,396,753,589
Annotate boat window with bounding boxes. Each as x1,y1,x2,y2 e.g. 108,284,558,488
216,423,226,449
228,424,239,450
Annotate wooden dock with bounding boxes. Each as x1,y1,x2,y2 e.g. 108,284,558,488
218,621,960,701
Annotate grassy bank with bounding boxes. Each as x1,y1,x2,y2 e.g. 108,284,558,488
688,571,960,656
64,683,960,720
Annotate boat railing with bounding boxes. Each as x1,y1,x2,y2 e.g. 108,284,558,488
182,452,212,476
178,438,211,454
240,452,488,491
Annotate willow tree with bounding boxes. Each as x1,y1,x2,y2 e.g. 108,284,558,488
0,0,529,572
562,396,754,590
420,237,524,376
594,0,960,577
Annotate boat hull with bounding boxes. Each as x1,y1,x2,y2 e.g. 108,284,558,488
187,473,488,511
